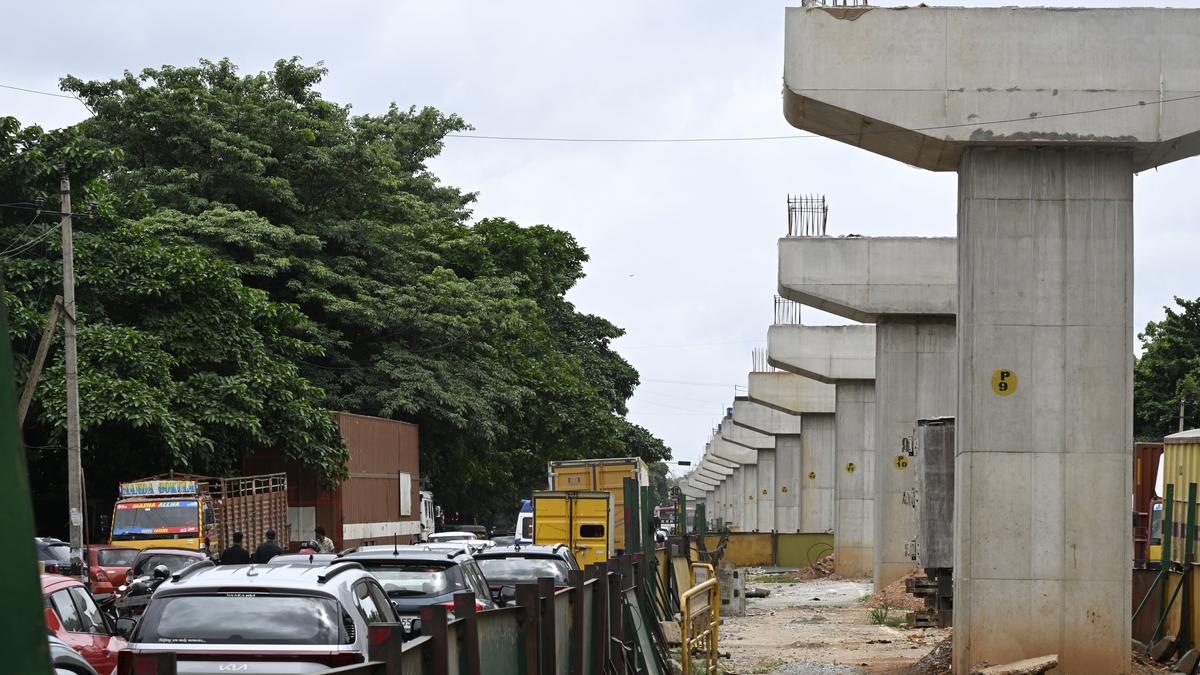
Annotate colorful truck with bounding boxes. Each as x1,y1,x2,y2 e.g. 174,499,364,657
109,473,288,556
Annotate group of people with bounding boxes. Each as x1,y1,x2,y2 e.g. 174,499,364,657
217,526,336,564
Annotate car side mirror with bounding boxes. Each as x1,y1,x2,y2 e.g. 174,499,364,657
498,585,517,607
115,616,136,638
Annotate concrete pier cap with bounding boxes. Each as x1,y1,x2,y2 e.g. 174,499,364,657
731,397,803,436
783,6,1200,172
721,414,776,450
783,5,1200,672
767,324,876,383
747,371,836,415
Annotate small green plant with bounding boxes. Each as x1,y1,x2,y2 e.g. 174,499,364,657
868,603,891,625
748,573,799,584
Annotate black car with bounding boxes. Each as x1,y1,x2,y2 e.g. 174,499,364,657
338,547,496,638
472,544,580,602
35,537,72,573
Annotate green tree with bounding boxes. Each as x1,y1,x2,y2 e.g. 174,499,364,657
0,118,346,501
1136,296,1200,439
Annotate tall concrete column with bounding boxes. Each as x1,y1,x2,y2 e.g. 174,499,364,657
875,318,955,586
768,323,877,577
776,237,955,588
721,415,776,532
731,398,806,534
780,5,1200,669
746,371,836,533
957,147,1133,669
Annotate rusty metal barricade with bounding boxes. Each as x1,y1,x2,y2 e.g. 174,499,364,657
681,562,719,674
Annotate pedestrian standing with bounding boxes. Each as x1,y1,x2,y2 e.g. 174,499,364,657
251,529,284,563
219,532,251,565
315,525,335,554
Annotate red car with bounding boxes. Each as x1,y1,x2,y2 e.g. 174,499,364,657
42,573,127,675
86,545,137,597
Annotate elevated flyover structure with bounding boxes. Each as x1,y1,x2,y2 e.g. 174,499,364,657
746,370,836,534
778,232,956,590
785,5,1200,670
768,323,876,578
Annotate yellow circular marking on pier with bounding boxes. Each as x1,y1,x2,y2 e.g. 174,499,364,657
846,462,856,473
762,489,768,496
807,471,817,480
991,368,1017,397
780,485,789,493
894,455,909,470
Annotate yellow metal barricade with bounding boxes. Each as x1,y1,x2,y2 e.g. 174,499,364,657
681,563,719,675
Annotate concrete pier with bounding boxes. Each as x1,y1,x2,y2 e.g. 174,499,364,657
777,236,956,588
769,324,877,577
721,412,777,532
782,5,1200,670
747,372,836,533
730,398,805,534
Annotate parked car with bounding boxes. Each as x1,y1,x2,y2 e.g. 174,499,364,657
473,544,580,603
491,535,516,547
42,574,127,675
85,546,137,597
117,560,399,673
268,552,338,566
339,547,496,639
428,531,478,542
48,633,100,675
36,537,72,573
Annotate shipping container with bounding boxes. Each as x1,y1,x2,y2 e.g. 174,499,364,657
546,457,648,554
1160,428,1200,564
243,411,420,550
532,490,612,567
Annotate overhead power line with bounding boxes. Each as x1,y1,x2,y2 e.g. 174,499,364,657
446,92,1200,143
0,83,94,114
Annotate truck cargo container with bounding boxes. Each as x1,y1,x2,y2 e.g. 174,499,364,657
546,457,648,554
243,411,421,550
532,490,612,567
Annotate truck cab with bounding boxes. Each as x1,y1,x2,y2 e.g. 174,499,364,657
109,479,213,553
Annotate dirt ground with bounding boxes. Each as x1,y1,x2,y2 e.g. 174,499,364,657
719,574,1172,674
719,576,950,674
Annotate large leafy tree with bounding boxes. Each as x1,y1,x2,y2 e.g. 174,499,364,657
0,119,346,516
1136,296,1200,439
52,58,669,521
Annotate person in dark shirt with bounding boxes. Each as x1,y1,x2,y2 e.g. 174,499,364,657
219,531,251,565
251,529,284,564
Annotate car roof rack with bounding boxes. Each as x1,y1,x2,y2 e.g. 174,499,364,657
317,561,364,584
171,559,215,583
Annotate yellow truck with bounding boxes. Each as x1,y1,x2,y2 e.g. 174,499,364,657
543,457,649,555
109,473,287,554
532,491,612,567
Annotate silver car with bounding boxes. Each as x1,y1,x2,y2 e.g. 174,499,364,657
119,560,400,674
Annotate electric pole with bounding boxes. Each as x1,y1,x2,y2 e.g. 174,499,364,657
60,172,84,566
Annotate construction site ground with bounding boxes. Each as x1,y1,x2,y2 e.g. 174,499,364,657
722,571,1169,675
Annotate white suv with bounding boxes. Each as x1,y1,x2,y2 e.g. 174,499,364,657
117,560,399,674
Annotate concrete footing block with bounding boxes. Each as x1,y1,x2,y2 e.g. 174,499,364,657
972,655,1058,675
716,564,745,617
1151,636,1178,663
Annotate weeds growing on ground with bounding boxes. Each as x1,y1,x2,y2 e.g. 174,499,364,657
868,603,891,625
748,574,799,584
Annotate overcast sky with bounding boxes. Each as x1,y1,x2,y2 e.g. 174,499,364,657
4,1,1199,473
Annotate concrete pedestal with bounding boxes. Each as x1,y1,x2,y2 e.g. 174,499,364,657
834,381,876,578
955,147,1133,672
875,319,956,589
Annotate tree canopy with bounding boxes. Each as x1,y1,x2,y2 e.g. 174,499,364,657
3,57,669,524
1136,296,1200,439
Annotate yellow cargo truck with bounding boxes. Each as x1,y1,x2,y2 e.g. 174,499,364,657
532,491,612,567
546,457,649,555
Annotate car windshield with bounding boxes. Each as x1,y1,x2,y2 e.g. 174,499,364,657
132,554,197,577
478,557,570,585
112,500,199,540
363,562,467,597
42,543,70,562
137,594,343,645
98,549,138,567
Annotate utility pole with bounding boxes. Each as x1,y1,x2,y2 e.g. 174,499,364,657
60,172,84,566
1183,399,1189,434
